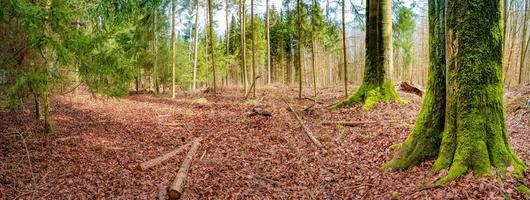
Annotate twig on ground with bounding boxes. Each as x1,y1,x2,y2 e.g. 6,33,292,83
281,98,322,148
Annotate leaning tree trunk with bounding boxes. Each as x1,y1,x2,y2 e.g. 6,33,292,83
332,0,400,110
383,0,447,170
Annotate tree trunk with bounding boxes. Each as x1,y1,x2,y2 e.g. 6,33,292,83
172,0,177,98
192,0,200,91
266,0,271,85
240,0,248,94
387,0,527,186
226,0,230,56
311,0,318,97
518,0,529,85
384,0,446,171
207,0,217,94
153,8,159,96
341,0,348,97
297,0,303,99
332,0,400,110
251,0,257,97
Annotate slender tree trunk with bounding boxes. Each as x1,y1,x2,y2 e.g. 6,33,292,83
208,0,217,93
226,0,230,55
297,0,303,99
518,0,529,85
251,0,256,97
172,0,177,98
153,8,160,95
193,0,200,91
42,0,53,133
266,0,271,85
332,0,400,110
240,0,248,94
311,0,318,97
342,0,348,97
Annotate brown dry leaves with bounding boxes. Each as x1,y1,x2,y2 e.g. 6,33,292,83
0,86,529,199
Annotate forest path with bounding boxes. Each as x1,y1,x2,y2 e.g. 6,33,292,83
1,86,529,199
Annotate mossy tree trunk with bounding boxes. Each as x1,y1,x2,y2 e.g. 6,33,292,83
433,0,526,184
386,0,527,185
331,0,400,110
383,0,447,171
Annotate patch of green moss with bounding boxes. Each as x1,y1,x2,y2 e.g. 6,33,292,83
516,184,530,197
330,80,401,110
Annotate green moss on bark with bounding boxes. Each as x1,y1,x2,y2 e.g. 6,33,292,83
384,0,527,185
432,0,527,185
383,0,446,170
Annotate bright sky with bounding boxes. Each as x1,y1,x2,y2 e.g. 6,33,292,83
174,0,425,36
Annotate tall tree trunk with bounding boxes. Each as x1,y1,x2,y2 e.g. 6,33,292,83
341,0,348,97
226,0,230,56
42,0,53,133
332,0,400,110
251,0,256,97
153,8,159,95
434,0,526,184
384,0,446,171
193,0,200,91
297,0,303,99
172,0,177,98
266,0,271,85
240,0,248,94
208,0,217,93
518,0,529,85
311,0,318,97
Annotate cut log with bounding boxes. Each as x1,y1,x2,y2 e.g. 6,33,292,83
168,138,202,200
139,141,193,171
399,82,424,97
321,120,397,127
282,98,322,148
247,107,272,117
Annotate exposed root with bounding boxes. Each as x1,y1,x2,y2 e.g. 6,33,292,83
330,80,403,110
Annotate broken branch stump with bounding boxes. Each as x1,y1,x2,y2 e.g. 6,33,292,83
139,141,192,171
168,138,202,200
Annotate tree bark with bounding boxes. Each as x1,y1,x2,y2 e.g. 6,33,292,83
386,0,527,186
251,0,256,97
192,0,200,91
207,0,217,94
266,0,271,85
332,0,400,110
297,0,303,99
168,138,201,200
172,0,177,98
153,8,159,96
139,141,192,170
342,0,348,97
384,0,446,171
240,0,248,94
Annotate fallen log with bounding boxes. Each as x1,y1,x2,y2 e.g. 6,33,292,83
282,98,322,148
321,120,397,127
168,138,202,200
399,82,424,97
139,141,193,171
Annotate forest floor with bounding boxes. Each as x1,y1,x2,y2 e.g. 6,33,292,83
1,84,530,199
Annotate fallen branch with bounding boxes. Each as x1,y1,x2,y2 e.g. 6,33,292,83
282,98,322,148
168,138,202,200
321,120,397,127
139,141,193,170
55,136,79,142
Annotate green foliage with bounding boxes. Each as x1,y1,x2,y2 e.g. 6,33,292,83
393,5,416,78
